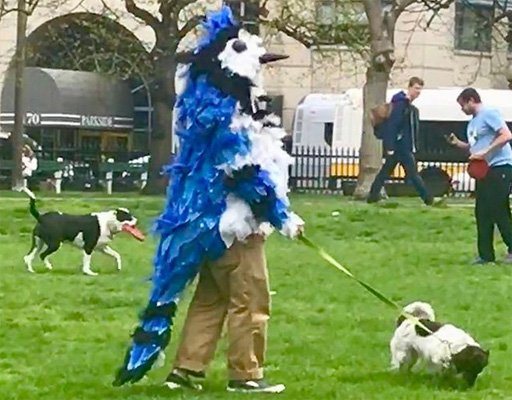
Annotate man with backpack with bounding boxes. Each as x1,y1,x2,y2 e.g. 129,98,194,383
367,76,434,205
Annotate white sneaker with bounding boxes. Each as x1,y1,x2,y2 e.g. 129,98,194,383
227,379,286,393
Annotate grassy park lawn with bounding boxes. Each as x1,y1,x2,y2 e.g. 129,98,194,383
0,192,511,400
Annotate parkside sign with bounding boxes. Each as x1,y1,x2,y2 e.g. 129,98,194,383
81,115,113,128
0,112,133,130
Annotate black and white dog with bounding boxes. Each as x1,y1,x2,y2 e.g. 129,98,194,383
390,301,489,387
21,188,145,276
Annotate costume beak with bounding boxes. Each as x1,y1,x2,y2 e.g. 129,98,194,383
122,223,145,241
259,53,289,64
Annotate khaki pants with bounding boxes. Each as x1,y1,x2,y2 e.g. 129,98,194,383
173,234,270,380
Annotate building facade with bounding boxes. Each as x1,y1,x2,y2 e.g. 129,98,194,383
0,0,510,150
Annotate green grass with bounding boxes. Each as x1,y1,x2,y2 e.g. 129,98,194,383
1,192,511,399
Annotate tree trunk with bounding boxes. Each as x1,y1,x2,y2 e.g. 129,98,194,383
354,0,397,199
12,0,27,190
143,54,177,195
353,66,389,199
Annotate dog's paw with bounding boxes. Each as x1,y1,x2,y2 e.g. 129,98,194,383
83,269,98,276
44,262,53,270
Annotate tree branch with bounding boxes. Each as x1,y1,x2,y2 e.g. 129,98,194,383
125,0,160,30
159,0,172,19
178,14,203,39
494,9,512,24
1,0,39,17
396,0,418,15
271,22,314,48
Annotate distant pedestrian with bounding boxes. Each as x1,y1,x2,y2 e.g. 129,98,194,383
21,145,38,188
367,77,434,205
447,87,512,264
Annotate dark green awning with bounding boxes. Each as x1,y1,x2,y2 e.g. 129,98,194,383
0,67,134,130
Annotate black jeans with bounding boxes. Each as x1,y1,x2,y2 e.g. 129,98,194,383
475,165,512,261
368,150,431,204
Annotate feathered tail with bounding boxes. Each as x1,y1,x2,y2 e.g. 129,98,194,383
113,300,177,386
113,224,225,386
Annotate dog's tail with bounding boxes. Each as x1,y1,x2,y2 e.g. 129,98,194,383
397,301,436,327
19,187,40,221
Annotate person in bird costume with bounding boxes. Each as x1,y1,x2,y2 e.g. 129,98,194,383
114,6,304,394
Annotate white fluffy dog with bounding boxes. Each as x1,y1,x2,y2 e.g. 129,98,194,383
390,301,489,387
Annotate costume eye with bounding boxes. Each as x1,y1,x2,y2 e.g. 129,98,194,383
232,40,247,53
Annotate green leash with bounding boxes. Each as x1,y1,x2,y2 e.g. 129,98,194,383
298,235,432,334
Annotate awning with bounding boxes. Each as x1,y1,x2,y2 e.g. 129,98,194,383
0,67,134,131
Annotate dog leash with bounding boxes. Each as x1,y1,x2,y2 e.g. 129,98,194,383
298,235,433,335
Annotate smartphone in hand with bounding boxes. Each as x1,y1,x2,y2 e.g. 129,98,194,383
444,133,457,145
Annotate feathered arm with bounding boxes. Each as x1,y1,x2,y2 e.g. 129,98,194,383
224,164,303,238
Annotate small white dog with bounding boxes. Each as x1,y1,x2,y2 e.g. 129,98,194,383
390,301,489,387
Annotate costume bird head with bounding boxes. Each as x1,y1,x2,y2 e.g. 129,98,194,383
179,6,288,112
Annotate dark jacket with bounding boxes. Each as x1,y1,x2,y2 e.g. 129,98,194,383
379,91,419,153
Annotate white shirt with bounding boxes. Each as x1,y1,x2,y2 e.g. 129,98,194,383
22,156,38,177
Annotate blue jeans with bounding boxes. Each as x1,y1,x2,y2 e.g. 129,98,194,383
368,150,431,204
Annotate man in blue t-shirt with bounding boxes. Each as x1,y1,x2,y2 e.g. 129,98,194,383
448,87,512,264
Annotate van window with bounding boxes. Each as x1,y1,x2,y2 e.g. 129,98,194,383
324,122,333,147
416,120,512,162
416,120,468,162
293,108,304,143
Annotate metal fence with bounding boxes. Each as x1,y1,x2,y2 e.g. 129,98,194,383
289,146,475,197
0,146,476,196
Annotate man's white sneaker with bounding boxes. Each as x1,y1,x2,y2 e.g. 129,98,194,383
227,379,286,394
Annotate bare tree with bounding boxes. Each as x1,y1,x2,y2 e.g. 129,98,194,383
4,0,40,188
353,0,410,199
19,1,204,193
0,0,39,18
266,0,471,199
120,0,204,193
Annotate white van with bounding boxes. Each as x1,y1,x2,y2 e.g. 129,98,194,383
292,87,512,192
293,87,512,149
291,87,512,194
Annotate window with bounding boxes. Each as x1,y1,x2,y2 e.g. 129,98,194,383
315,0,367,45
324,122,333,147
415,121,469,162
454,1,493,53
57,128,76,149
224,1,259,34
317,0,336,26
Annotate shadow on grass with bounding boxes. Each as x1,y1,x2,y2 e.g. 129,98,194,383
337,369,481,392
112,382,210,399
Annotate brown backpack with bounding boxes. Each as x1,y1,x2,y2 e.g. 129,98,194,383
370,102,394,139
370,102,393,128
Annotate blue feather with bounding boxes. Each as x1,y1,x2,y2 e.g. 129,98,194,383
226,166,290,229
196,6,238,52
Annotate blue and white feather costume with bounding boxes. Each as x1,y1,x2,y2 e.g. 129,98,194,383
114,6,303,386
